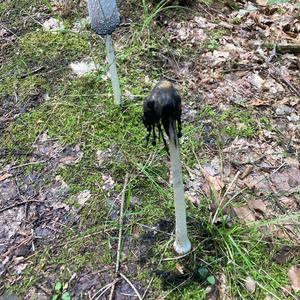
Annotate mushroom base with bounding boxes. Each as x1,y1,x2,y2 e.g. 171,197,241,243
174,238,192,255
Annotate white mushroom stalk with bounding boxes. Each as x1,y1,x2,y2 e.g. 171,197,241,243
87,0,121,105
168,121,191,254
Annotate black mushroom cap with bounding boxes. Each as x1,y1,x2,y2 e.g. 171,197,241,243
143,80,182,150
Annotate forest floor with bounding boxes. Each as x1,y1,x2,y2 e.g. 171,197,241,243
0,0,299,299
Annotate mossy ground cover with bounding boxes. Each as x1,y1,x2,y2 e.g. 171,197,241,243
1,1,299,299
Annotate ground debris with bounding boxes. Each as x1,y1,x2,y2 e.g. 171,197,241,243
288,266,300,293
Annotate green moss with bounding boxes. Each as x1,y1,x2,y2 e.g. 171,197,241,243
0,74,48,103
199,107,259,141
0,3,8,13
19,31,90,64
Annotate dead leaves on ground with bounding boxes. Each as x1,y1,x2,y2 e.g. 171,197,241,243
288,266,300,293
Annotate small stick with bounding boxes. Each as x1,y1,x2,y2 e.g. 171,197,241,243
105,35,121,105
109,173,129,300
91,279,119,300
135,222,172,236
1,160,47,173
116,173,129,273
211,170,240,224
0,200,43,214
19,66,45,79
119,273,143,300
141,276,154,300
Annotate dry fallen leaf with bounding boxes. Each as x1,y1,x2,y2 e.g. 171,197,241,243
256,0,268,6
76,190,91,207
234,206,256,222
59,156,77,164
132,225,142,238
288,266,300,292
175,263,185,275
240,165,254,179
0,173,12,182
199,165,224,193
245,276,256,293
218,273,232,300
273,246,296,265
248,199,267,213
249,99,270,106
186,193,201,206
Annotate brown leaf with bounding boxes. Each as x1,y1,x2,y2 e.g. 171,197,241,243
245,276,256,293
233,206,256,222
175,263,185,275
248,199,267,213
199,165,224,193
205,284,219,300
288,266,300,292
132,225,142,239
271,167,300,192
59,156,77,164
256,0,268,6
0,173,12,182
186,193,200,206
240,165,254,179
249,99,270,106
273,246,296,265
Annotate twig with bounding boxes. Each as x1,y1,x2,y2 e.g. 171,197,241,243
119,273,143,300
0,200,42,214
277,43,300,54
0,24,20,39
161,251,193,261
108,284,115,300
270,72,300,97
135,222,172,236
2,160,47,172
141,277,154,300
211,170,240,224
157,276,191,300
109,173,129,300
221,170,240,203
91,279,119,300
19,66,45,79
116,173,129,273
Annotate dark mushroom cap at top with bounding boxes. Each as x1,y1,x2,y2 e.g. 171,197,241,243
88,0,121,35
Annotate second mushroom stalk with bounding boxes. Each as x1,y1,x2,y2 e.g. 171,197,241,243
143,80,191,255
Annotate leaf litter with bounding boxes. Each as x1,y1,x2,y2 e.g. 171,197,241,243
1,0,300,298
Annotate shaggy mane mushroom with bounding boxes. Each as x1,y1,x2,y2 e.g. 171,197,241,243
143,80,191,254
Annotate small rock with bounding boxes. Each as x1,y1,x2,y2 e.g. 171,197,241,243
0,28,8,37
275,105,294,116
287,114,299,122
246,73,264,89
245,276,256,293
0,294,19,300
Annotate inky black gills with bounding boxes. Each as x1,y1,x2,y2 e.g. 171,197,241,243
142,80,182,152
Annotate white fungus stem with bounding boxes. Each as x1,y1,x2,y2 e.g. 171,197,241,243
105,35,121,105
169,121,191,254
